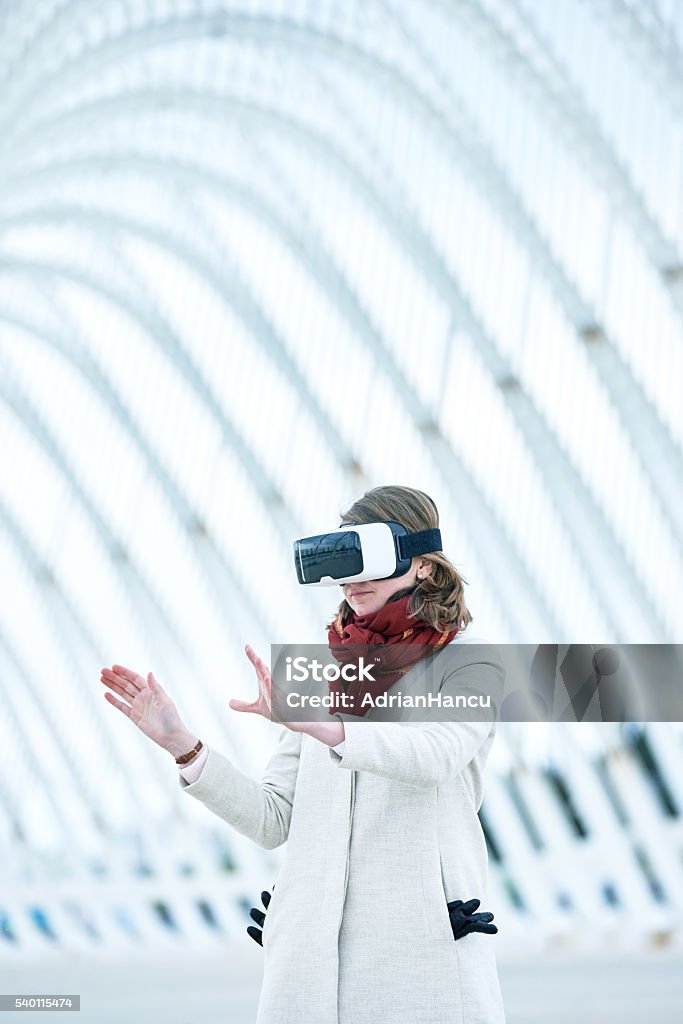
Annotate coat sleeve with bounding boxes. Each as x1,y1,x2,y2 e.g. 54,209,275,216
327,643,504,788
178,727,303,849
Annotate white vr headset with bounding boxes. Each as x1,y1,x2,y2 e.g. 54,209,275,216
293,520,443,587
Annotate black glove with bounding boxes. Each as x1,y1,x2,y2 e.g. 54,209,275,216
247,886,274,946
448,897,497,939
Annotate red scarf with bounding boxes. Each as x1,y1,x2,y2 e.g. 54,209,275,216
326,592,458,718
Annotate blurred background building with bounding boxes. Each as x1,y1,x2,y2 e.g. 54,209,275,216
0,0,682,1020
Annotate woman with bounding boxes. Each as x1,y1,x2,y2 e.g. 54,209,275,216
101,485,507,1023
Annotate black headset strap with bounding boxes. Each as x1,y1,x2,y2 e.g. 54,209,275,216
396,528,442,559
339,522,442,558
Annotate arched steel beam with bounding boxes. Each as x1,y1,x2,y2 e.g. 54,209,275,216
0,7,671,636
0,244,332,644
0,360,247,811
432,0,683,305
0,172,647,638
589,0,683,121
0,0,118,119
5,0,683,495
0,426,158,816
0,0,673,636
379,0,683,552
4,1,683,335
0,601,123,838
0,200,357,479
0,302,279,774
0,232,368,647
0,624,78,846
5,155,558,641
1,271,321,651
4,3,683,340
3,90,668,638
0,195,556,640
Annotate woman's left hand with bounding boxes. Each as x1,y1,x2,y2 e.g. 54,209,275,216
229,645,345,745
229,644,297,724
448,898,497,939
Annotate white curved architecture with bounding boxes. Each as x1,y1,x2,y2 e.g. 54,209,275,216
0,0,682,962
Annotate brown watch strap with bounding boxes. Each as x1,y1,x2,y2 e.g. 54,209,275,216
175,738,203,765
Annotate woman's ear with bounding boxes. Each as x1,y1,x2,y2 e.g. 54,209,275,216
415,558,434,579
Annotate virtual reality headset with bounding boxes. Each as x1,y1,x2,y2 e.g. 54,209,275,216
293,520,443,586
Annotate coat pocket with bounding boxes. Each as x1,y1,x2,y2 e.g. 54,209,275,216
419,846,456,943
260,882,284,951
260,893,274,949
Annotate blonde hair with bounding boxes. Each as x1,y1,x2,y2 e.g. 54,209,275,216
326,485,472,633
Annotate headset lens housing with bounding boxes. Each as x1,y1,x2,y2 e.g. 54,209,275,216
294,530,363,585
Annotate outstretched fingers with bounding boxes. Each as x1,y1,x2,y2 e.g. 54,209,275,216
101,666,144,701
103,690,132,718
245,645,271,684
100,676,135,708
241,644,273,715
111,664,145,688
228,697,261,714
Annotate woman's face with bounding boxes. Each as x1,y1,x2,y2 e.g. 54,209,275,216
342,558,433,617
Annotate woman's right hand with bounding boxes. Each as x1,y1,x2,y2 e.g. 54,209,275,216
100,664,197,758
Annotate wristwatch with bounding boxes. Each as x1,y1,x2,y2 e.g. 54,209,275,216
175,738,203,765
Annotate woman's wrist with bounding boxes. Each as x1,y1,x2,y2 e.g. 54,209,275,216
300,719,345,747
179,744,204,767
165,730,200,760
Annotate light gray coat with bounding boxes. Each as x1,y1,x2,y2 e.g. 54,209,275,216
180,636,507,1024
